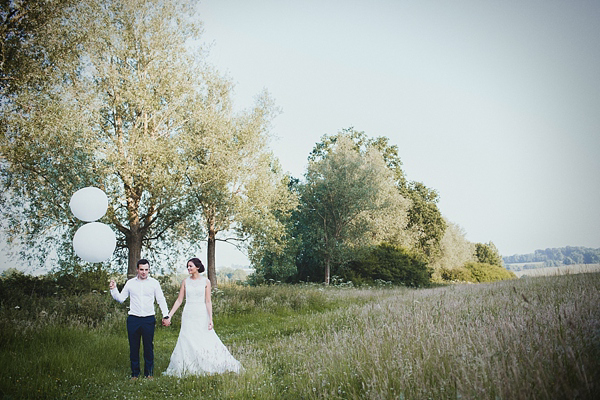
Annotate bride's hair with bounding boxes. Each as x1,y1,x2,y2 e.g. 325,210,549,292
187,257,205,273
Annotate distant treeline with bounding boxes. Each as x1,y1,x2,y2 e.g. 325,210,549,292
503,246,600,268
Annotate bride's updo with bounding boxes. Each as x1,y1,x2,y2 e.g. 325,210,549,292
188,258,205,273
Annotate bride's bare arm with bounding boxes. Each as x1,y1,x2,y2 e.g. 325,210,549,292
168,280,186,319
205,279,213,330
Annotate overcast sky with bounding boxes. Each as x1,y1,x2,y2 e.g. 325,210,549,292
191,0,600,267
2,0,599,273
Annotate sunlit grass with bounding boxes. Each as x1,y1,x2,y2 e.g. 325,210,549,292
1,274,598,399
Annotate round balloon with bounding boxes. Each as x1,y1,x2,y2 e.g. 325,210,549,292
69,187,108,222
73,222,116,263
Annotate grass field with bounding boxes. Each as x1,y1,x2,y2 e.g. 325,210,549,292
1,273,599,399
512,263,600,277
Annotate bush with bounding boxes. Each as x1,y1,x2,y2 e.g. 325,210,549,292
0,268,125,328
463,262,516,283
341,243,431,287
440,266,474,282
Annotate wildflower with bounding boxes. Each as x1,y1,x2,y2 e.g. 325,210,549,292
14,306,20,309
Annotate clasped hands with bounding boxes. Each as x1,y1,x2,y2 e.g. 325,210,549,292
162,317,171,327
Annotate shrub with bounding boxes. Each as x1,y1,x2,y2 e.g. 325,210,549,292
342,243,431,287
463,261,516,283
440,266,474,282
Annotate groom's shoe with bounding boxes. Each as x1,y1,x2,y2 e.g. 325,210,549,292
145,376,154,380
130,376,138,381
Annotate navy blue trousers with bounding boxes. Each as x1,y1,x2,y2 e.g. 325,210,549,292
126,315,155,377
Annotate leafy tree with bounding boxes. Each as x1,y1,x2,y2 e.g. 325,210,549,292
403,181,446,260
475,242,503,267
429,220,476,281
178,84,295,287
302,136,409,284
0,0,285,281
308,128,446,260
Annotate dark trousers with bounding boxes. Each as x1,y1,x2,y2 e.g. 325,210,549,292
126,315,155,377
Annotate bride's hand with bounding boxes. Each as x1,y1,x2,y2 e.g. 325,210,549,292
208,321,213,330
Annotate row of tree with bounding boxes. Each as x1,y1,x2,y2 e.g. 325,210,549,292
1,0,508,287
0,0,294,285
249,129,507,285
503,246,600,267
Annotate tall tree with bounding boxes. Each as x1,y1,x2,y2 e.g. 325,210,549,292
303,136,409,284
0,0,281,278
309,128,446,260
181,90,297,287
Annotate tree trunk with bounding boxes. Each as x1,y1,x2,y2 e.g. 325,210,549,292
324,256,330,285
125,189,142,279
126,229,142,279
207,218,218,288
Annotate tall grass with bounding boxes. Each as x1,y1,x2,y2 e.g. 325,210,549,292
0,274,598,399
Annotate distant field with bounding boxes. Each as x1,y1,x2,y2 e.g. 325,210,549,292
513,263,600,277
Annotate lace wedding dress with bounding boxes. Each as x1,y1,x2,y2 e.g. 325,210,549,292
163,277,242,376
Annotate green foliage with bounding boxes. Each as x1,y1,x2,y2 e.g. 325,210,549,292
307,128,447,261
429,220,476,282
0,272,122,328
341,243,431,287
0,265,110,300
299,135,411,283
439,266,475,282
0,0,80,96
475,242,503,266
463,261,516,283
403,181,447,260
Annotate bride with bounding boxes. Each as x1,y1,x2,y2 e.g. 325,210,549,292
163,258,242,376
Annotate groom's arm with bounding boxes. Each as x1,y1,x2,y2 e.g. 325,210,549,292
154,281,170,319
110,280,129,303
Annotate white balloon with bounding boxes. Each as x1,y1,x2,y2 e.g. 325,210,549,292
73,222,116,263
69,187,108,222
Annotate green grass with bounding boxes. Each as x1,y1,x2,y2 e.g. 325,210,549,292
1,276,599,399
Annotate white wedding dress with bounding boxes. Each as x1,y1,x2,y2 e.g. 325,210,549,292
163,277,242,376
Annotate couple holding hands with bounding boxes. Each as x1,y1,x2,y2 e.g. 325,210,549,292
109,258,242,379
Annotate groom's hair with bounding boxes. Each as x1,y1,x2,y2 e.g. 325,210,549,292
188,258,205,273
137,259,150,268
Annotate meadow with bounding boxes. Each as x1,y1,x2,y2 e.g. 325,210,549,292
0,273,599,399
511,263,600,278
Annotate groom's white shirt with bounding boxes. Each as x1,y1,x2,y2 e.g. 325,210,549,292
111,276,169,318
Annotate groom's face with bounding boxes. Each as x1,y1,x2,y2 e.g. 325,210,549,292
137,264,150,280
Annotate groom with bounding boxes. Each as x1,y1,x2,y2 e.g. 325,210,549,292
110,259,171,379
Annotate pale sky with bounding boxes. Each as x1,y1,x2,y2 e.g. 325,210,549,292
2,0,599,273
196,0,600,266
